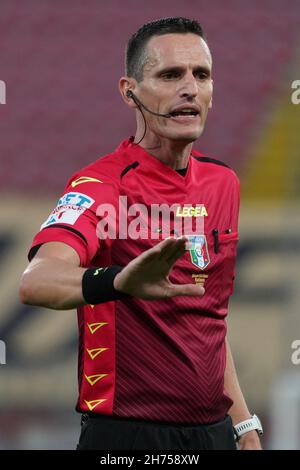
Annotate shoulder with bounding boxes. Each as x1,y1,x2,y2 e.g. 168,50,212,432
191,150,239,183
67,153,123,189
54,146,129,209
64,139,135,192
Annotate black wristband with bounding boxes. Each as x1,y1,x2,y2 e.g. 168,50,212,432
82,265,130,305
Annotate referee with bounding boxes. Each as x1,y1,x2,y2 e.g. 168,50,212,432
20,17,263,450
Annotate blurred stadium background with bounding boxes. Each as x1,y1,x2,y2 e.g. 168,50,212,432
0,0,300,449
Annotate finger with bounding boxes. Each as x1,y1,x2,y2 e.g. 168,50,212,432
159,238,177,261
134,236,177,265
132,236,187,269
159,236,188,261
167,283,205,297
164,237,188,265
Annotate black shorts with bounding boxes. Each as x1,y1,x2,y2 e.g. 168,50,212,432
76,413,237,450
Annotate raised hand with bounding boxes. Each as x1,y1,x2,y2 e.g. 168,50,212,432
113,236,205,300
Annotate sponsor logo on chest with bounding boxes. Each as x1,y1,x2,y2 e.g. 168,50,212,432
175,206,208,217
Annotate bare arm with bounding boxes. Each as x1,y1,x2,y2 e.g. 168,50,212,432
20,237,205,310
19,242,87,310
224,337,262,450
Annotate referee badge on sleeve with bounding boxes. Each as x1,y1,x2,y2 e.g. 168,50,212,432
40,192,95,229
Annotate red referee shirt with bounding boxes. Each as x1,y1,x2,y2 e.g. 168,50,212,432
29,138,240,424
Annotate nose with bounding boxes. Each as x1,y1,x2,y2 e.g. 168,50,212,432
179,72,198,99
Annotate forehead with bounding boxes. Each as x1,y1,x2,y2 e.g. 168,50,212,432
143,33,212,72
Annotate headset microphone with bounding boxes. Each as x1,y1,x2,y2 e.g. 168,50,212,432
126,90,172,118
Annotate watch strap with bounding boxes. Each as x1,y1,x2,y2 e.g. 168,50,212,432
234,414,263,439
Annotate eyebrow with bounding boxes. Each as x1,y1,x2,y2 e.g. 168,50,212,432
156,65,211,76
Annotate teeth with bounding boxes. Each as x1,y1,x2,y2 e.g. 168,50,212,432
171,108,198,116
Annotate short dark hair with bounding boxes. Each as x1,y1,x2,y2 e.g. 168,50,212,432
125,17,206,82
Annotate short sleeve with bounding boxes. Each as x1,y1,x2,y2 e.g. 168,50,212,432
28,171,118,267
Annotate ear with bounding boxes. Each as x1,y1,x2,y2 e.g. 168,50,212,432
208,79,213,109
119,77,137,109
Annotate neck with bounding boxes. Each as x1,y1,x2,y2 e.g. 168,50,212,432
134,132,193,170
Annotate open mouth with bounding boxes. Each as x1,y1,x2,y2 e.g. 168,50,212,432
169,108,200,118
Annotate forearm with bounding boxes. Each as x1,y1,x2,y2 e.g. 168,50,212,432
224,337,251,424
19,236,204,310
224,337,262,449
20,257,86,310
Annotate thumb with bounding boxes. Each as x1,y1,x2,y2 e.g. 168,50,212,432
167,283,205,297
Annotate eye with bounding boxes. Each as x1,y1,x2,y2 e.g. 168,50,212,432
161,71,181,80
195,71,209,80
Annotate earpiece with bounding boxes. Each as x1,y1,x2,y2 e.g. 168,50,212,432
125,90,172,119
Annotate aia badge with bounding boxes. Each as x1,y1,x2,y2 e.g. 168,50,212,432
187,235,210,270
